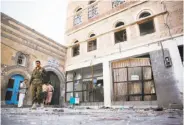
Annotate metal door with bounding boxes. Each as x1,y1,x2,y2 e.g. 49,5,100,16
5,74,24,105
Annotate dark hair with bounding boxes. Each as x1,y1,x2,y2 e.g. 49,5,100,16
36,60,40,63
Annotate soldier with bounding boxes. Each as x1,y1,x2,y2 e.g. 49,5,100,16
29,60,46,109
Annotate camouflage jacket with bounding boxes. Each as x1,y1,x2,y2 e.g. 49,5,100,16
30,67,46,85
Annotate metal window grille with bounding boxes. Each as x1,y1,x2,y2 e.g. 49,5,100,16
74,14,82,26
88,4,98,19
112,0,125,8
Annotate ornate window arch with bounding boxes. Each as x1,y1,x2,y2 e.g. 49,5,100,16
136,9,153,20
115,21,125,28
139,12,151,19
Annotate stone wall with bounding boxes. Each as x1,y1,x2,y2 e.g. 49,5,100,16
1,13,67,105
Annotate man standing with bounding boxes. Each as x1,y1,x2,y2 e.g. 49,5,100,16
30,60,46,109
46,82,54,105
18,79,28,108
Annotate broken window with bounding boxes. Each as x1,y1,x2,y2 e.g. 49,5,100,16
178,45,183,62
139,12,155,36
72,40,80,57
114,22,127,43
65,64,104,103
88,1,98,19
88,34,97,52
112,0,125,8
74,8,82,26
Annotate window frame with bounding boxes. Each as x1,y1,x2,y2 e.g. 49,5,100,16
65,65,104,103
72,44,80,57
88,2,98,19
87,34,97,52
114,21,127,44
138,12,155,36
73,8,82,26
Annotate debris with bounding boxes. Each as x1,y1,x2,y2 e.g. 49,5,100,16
100,106,111,109
154,107,163,111
53,109,64,112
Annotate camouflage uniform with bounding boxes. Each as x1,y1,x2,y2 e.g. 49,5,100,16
30,67,46,104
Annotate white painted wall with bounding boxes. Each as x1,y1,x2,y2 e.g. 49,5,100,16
162,37,183,94
66,35,183,106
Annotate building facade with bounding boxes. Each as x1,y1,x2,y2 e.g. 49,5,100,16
1,13,67,106
65,0,183,108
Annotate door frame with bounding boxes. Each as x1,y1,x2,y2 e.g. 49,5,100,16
5,74,24,105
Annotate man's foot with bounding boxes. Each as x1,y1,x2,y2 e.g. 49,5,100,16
31,103,37,109
40,103,44,109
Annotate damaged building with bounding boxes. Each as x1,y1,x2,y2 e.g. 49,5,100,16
1,13,67,106
1,0,183,109
65,0,183,108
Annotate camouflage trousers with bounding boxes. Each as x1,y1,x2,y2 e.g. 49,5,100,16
31,83,42,104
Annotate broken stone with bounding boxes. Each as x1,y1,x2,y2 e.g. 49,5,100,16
154,107,163,111
53,109,64,112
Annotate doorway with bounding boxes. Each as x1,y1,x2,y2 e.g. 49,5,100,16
5,74,24,105
47,71,60,105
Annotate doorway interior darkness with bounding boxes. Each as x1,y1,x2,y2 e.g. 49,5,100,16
47,71,60,105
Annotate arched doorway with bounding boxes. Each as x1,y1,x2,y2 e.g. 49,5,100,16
5,74,24,105
47,71,60,105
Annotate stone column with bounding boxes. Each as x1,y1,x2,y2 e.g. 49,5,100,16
103,61,112,107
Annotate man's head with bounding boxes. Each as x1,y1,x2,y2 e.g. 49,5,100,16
24,79,28,83
35,60,41,67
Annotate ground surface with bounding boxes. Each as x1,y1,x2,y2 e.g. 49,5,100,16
1,107,183,125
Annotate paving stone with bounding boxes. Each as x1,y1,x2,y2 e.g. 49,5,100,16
1,108,183,125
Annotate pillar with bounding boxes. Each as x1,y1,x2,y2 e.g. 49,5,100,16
103,61,112,107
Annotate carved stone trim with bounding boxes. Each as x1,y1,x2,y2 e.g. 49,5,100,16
1,26,66,57
1,13,67,50
1,32,65,61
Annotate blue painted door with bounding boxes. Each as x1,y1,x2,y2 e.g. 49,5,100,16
5,74,24,105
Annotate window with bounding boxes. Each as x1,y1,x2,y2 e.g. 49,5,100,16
139,12,155,36
17,53,27,66
112,0,125,8
65,64,104,102
74,8,82,26
112,57,157,101
114,22,127,43
178,45,183,62
88,34,97,52
72,40,80,57
88,1,98,19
